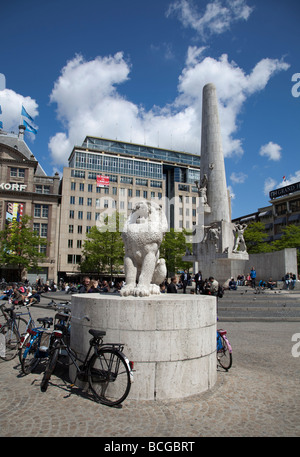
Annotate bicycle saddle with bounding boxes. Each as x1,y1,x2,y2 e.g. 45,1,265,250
37,317,53,326
89,329,106,338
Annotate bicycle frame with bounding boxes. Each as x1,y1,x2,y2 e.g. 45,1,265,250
217,329,232,353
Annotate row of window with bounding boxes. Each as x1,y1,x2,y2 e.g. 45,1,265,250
69,190,162,206
69,180,162,193
72,152,163,179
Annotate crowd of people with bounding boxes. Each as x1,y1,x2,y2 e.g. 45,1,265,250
1,267,298,302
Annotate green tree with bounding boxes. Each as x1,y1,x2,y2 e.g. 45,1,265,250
243,222,273,254
160,228,193,276
270,224,300,270
0,215,48,281
80,212,125,280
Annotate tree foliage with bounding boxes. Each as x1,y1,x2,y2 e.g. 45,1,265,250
244,222,300,269
243,222,273,254
80,212,125,280
0,215,48,281
160,228,193,276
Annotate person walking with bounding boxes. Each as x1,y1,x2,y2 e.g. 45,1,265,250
167,276,178,293
180,270,191,294
250,267,256,288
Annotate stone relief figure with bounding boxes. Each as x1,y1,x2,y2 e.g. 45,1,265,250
121,201,168,297
202,223,221,252
233,223,247,253
199,173,208,205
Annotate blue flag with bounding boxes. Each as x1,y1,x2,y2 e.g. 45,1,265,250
0,121,3,129
23,119,37,135
21,105,34,122
0,105,2,115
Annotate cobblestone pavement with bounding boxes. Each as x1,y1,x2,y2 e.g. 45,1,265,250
1,300,300,437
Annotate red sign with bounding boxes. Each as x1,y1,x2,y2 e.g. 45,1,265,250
96,175,109,187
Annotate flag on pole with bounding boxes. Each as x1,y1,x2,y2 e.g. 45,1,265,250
0,105,3,129
21,105,34,122
0,105,2,115
23,119,37,135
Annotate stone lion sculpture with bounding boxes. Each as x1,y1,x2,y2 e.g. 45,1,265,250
121,200,168,297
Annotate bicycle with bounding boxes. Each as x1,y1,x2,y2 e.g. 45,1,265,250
217,328,232,371
41,327,134,407
19,317,53,374
0,303,35,361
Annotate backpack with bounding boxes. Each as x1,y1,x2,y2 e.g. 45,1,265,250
217,285,224,298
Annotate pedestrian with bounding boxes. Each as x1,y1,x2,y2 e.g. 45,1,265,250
250,267,256,288
208,276,219,296
194,270,203,294
180,269,191,294
78,276,91,293
229,277,237,290
167,276,178,293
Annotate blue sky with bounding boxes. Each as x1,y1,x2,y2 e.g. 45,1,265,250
0,0,299,219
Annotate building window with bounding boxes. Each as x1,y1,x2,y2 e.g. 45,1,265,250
10,167,25,178
79,197,84,205
69,210,74,219
78,211,83,219
71,182,76,191
69,225,74,233
78,225,82,234
34,204,41,218
87,198,92,206
87,211,92,220
70,196,75,205
68,239,73,248
77,240,82,248
41,224,48,237
88,184,93,192
67,254,81,264
79,183,84,191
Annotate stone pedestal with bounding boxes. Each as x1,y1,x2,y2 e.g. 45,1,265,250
70,293,217,401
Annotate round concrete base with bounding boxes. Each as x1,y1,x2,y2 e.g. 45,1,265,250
70,293,217,400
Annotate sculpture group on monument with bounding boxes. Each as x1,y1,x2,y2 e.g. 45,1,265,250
120,83,249,296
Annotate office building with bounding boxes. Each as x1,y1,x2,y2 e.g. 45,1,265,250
58,136,201,279
0,126,60,283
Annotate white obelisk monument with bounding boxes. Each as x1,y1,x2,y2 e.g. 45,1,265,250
190,83,248,284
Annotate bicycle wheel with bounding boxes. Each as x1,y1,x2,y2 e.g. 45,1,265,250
0,323,19,360
88,349,131,406
15,317,29,338
20,337,41,374
40,345,59,392
217,335,232,370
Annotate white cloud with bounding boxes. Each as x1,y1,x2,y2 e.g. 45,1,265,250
48,49,289,169
230,171,247,184
166,0,254,39
259,142,282,161
264,177,277,196
0,89,38,136
278,170,300,187
264,171,300,197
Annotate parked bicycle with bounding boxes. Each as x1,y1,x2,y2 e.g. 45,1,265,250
217,328,232,371
41,326,134,407
19,317,53,374
0,303,35,361
20,305,72,374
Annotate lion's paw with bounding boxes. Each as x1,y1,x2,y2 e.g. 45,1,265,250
133,285,150,297
120,284,136,297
